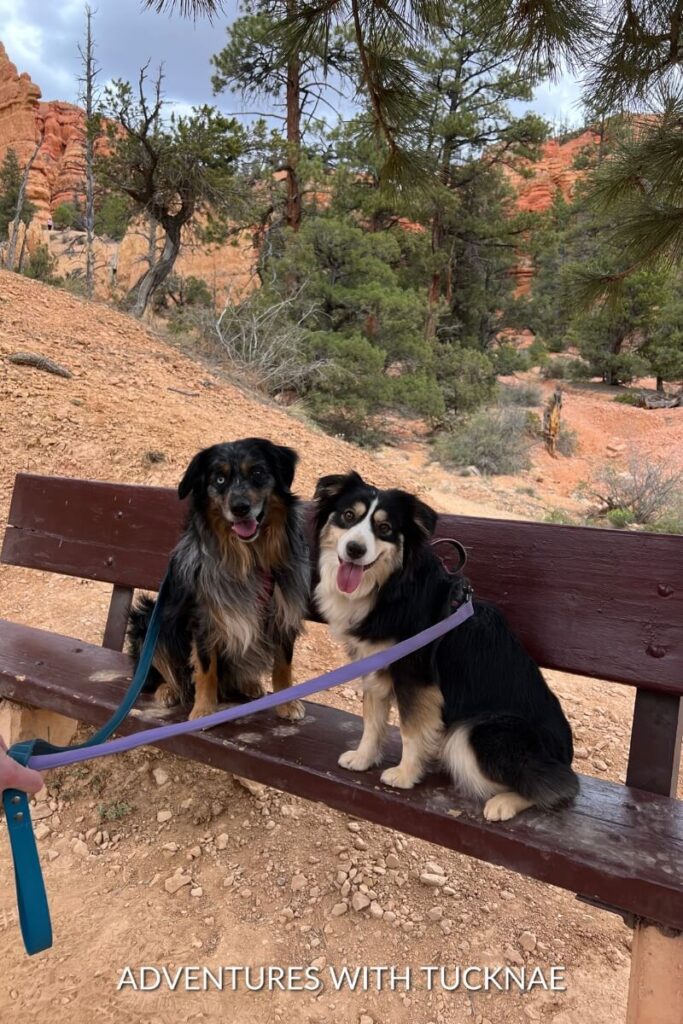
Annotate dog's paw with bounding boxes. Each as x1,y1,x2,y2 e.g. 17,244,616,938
154,682,179,708
380,764,419,789
188,703,218,723
483,792,532,822
241,680,266,700
276,699,306,721
338,748,379,772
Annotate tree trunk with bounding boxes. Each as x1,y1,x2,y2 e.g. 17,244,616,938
82,6,98,300
5,135,43,271
127,220,182,318
657,375,664,393
285,0,301,232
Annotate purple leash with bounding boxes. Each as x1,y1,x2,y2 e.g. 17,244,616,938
28,598,474,771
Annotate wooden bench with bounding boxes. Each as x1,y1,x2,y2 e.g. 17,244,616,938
1,472,682,1021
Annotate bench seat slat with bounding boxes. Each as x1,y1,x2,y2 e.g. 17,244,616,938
1,618,681,931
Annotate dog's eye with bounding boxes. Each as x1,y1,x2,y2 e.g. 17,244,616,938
342,509,356,524
251,469,265,485
215,475,226,487
377,521,391,536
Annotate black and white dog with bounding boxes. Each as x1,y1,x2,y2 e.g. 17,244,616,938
314,471,578,821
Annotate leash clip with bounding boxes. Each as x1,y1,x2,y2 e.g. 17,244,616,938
430,537,474,608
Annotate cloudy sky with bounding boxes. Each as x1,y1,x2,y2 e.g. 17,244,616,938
0,0,583,128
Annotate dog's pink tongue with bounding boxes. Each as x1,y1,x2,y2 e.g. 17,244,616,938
337,561,364,594
232,518,258,539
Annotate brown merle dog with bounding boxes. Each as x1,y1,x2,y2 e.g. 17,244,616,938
128,439,310,722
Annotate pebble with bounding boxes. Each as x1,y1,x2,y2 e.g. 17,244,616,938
152,767,169,787
188,846,201,859
593,759,608,772
190,887,203,898
520,931,537,952
216,833,230,850
369,902,384,920
504,945,524,966
500,889,516,901
424,860,445,875
291,874,307,892
157,810,172,823
47,849,60,862
165,872,192,894
428,907,444,921
347,822,361,833
359,1016,374,1024
420,872,446,887
385,854,400,869
352,892,371,912
330,902,348,917
35,823,51,841
71,838,89,858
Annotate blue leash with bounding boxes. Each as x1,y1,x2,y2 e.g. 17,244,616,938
2,574,169,956
2,571,474,957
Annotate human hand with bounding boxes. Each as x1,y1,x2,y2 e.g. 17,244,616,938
0,736,44,797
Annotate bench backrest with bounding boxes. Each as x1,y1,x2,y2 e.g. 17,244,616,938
3,473,682,795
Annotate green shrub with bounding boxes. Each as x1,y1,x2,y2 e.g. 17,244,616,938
435,346,496,415
52,202,82,230
526,339,550,367
587,458,682,524
542,358,566,379
491,343,529,374
565,358,593,382
94,194,132,240
613,391,644,407
543,508,576,525
22,244,61,284
606,507,635,528
498,382,542,407
434,407,532,475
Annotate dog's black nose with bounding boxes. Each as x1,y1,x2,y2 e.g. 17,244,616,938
230,501,251,519
346,540,367,561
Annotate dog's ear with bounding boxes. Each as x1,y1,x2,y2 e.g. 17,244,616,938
271,444,299,491
411,496,438,538
314,471,363,505
178,448,210,500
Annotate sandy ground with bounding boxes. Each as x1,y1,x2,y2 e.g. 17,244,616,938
0,270,681,1024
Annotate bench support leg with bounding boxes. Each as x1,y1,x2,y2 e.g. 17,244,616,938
626,919,683,1024
0,698,78,748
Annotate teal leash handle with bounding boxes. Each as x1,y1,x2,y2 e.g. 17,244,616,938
2,574,169,955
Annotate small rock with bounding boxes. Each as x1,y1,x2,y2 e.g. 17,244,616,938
188,845,202,859
165,872,192,894
291,874,307,892
157,810,172,823
593,758,608,772
424,860,445,875
428,907,444,921
190,887,203,898
47,849,60,862
420,872,446,887
216,833,230,850
574,746,589,759
520,930,537,952
385,853,400,869
347,822,361,833
369,901,383,920
504,945,524,965
360,1016,374,1024
71,838,88,858
35,823,51,841
500,889,516,901
152,767,169,787
352,892,371,912
330,902,348,917
235,776,266,798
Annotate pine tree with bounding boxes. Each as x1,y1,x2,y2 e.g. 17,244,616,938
0,150,33,238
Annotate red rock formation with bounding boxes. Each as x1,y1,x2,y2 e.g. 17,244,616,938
504,130,601,214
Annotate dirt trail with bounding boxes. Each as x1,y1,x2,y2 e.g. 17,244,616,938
0,270,680,1024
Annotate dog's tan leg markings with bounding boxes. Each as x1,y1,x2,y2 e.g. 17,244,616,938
272,656,305,722
339,674,392,771
381,686,444,789
240,678,266,700
483,791,534,822
189,645,219,721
